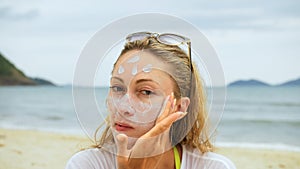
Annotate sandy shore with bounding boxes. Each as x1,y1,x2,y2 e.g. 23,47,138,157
0,128,299,169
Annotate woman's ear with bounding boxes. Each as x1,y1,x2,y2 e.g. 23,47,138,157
176,97,190,113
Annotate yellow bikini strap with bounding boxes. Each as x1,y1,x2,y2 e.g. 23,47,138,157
173,146,181,169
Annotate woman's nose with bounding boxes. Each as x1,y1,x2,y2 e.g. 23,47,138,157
118,94,135,116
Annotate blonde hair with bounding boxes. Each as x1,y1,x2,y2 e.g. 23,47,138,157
93,37,213,153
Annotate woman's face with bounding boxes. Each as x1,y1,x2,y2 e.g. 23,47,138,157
108,50,175,138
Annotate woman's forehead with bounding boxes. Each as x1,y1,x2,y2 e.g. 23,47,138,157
114,50,172,74
112,68,173,87
111,51,175,89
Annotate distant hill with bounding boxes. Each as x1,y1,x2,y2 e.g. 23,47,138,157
228,78,300,87
228,79,270,87
277,78,300,86
0,52,54,86
30,77,55,86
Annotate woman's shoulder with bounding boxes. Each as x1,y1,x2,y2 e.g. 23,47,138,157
182,145,236,169
203,152,236,169
65,148,116,169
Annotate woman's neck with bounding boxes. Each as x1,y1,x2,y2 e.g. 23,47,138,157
116,145,182,169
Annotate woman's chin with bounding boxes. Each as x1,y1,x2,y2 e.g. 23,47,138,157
112,127,137,138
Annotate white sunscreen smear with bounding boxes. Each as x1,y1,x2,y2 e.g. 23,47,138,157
142,64,152,73
118,65,125,74
127,55,140,63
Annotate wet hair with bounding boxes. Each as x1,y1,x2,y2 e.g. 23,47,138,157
94,37,213,153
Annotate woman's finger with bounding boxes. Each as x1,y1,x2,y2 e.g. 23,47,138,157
156,93,175,123
143,111,187,138
116,134,129,157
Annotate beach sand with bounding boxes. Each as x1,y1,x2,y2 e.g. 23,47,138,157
0,128,299,169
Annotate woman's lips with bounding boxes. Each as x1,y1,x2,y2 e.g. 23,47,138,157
115,122,134,131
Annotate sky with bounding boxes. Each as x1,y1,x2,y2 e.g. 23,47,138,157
0,0,300,86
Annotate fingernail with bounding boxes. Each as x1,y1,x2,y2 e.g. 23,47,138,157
166,95,170,101
171,98,177,109
176,112,187,121
116,134,127,142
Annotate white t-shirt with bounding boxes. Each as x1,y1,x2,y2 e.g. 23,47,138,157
65,145,236,169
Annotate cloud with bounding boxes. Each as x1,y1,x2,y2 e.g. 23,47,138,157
173,0,300,31
0,0,299,85
0,6,39,21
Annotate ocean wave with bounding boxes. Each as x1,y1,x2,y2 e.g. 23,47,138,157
43,116,64,121
267,102,300,107
226,100,300,107
216,142,300,152
0,124,84,135
221,116,300,124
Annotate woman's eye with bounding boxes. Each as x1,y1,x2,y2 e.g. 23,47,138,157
110,86,125,93
140,90,153,96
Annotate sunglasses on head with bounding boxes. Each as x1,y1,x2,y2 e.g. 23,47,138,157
126,32,193,72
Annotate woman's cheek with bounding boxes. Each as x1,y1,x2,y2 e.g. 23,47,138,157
107,98,117,114
139,122,155,134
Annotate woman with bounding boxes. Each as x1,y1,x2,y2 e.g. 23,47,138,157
66,32,236,169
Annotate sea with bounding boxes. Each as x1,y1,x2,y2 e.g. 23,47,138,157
0,86,299,152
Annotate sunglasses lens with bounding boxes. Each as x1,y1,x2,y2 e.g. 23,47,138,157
127,33,151,42
158,34,186,45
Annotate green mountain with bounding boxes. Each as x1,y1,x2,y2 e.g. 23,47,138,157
0,52,54,86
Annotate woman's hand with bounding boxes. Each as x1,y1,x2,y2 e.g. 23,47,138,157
115,93,187,169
